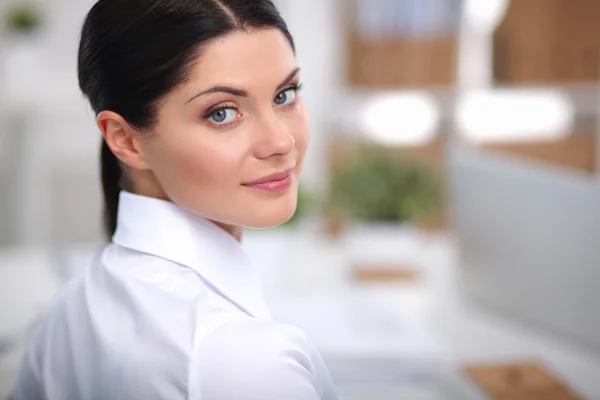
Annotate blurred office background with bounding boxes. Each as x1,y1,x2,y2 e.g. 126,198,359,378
2,0,600,398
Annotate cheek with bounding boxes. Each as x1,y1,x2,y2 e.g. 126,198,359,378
147,132,246,198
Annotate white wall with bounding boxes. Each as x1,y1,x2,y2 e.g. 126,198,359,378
0,0,110,246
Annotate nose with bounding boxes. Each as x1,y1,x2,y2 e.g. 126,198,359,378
253,110,295,160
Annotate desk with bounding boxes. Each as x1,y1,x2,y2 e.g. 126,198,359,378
244,229,600,399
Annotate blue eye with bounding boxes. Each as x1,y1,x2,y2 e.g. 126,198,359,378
208,107,237,125
274,88,297,106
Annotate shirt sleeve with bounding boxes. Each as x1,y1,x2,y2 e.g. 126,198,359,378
188,317,322,400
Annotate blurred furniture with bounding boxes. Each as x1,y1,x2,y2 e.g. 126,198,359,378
246,228,600,399
494,0,600,84
481,130,596,174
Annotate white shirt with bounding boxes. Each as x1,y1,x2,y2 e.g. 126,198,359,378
13,192,339,400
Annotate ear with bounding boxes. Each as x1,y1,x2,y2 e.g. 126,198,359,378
97,111,151,170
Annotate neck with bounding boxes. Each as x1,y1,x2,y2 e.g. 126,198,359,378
126,178,244,243
213,221,243,243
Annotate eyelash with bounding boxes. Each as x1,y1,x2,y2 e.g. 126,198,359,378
202,83,304,128
203,104,236,121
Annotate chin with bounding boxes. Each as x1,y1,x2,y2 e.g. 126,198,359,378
242,191,298,229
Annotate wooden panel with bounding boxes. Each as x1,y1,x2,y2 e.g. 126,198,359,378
347,33,458,88
344,0,459,88
352,262,420,283
464,362,583,400
494,0,600,84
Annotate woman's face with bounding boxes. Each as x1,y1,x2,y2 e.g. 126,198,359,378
137,28,309,229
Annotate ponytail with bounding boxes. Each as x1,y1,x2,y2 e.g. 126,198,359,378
100,140,122,240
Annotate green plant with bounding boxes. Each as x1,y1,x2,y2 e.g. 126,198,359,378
326,146,440,223
5,3,41,33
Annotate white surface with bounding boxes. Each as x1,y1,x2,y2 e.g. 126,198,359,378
269,288,445,399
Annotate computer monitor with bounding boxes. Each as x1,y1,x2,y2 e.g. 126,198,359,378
448,142,600,351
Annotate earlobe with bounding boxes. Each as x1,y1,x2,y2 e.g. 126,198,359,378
96,111,151,170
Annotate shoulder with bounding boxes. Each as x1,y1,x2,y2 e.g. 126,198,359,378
189,317,320,400
97,243,207,300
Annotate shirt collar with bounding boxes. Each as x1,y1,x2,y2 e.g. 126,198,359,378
112,191,272,319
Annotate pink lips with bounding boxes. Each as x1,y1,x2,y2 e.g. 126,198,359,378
243,168,294,193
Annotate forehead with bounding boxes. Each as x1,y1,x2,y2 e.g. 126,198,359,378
185,28,296,91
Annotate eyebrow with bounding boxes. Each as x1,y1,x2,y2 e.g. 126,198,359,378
185,67,301,104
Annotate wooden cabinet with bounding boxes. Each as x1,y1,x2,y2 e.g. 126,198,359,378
347,32,458,88
481,131,596,173
494,0,600,84
345,0,460,88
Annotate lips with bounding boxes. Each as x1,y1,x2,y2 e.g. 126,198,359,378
243,168,294,186
242,168,295,193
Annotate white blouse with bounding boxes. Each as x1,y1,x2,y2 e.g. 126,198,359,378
13,191,339,399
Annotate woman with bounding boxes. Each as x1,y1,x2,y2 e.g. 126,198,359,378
13,0,339,398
